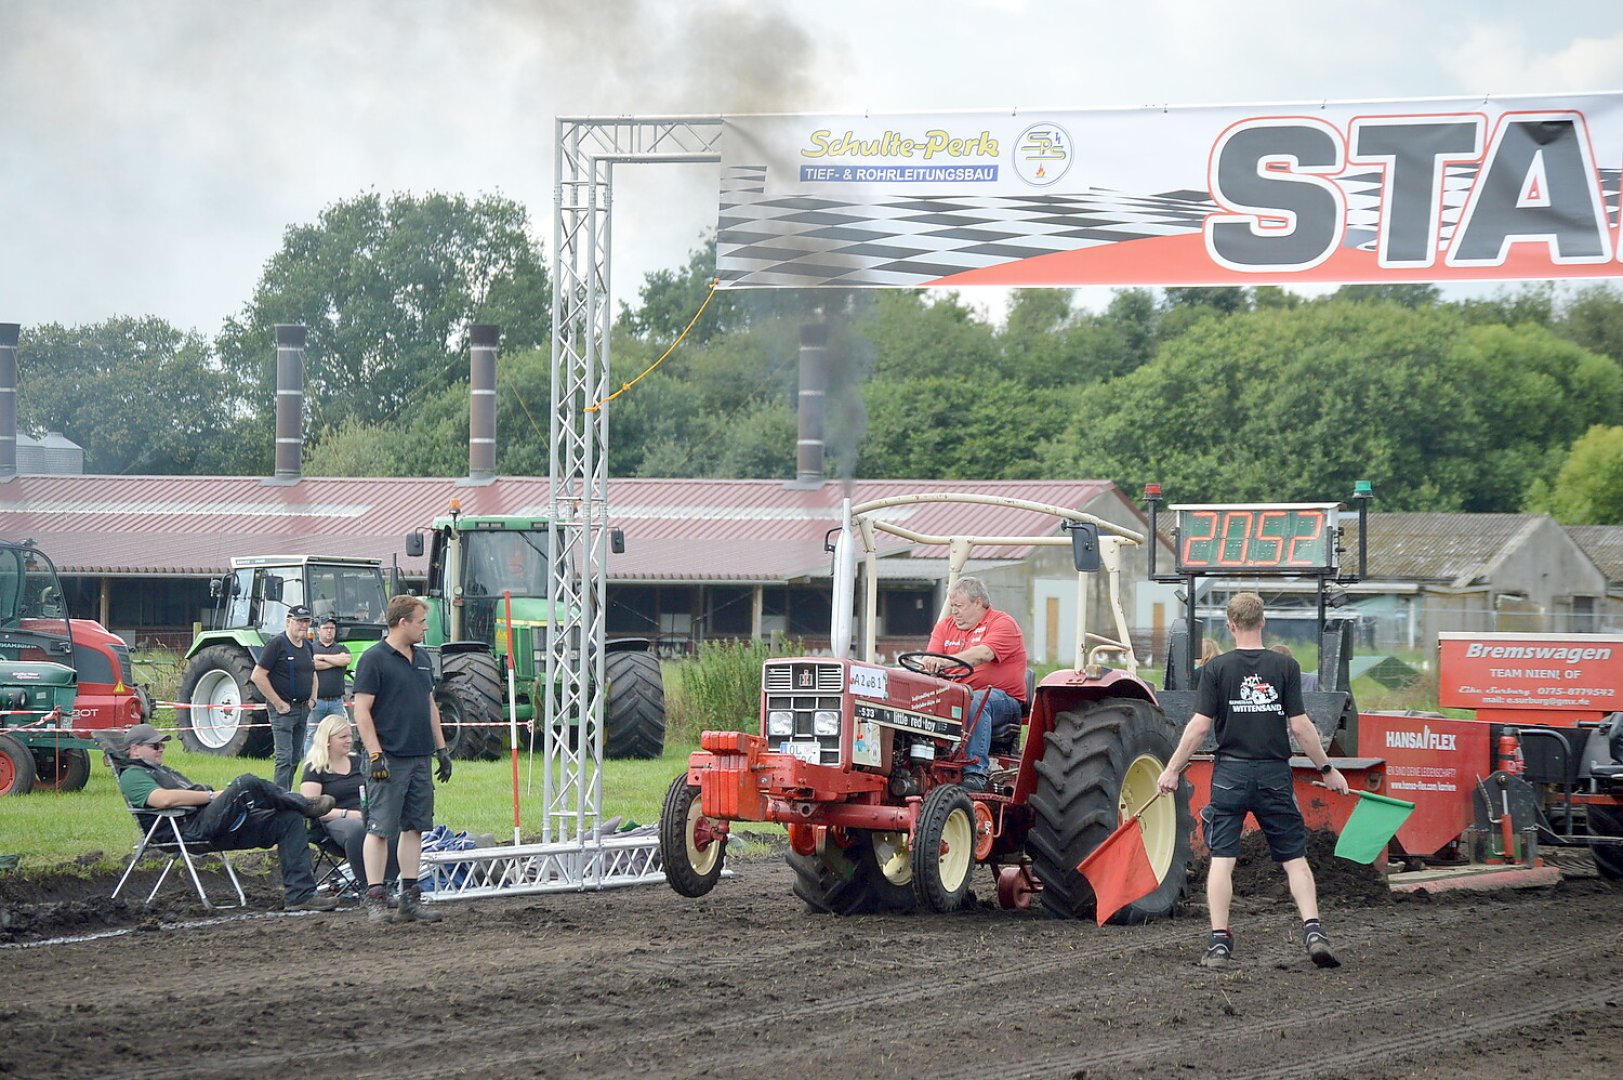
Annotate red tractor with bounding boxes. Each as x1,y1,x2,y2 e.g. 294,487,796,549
659,493,1194,920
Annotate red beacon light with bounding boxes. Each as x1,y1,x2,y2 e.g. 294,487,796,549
1143,482,1162,501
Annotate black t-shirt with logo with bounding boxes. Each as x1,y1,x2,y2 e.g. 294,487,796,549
258,631,315,703
1193,648,1305,761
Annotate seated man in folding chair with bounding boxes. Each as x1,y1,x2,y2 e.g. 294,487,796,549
116,723,342,912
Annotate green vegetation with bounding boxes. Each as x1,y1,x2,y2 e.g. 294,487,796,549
664,638,786,745
13,200,1623,525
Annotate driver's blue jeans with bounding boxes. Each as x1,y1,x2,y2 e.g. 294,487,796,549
965,687,1022,777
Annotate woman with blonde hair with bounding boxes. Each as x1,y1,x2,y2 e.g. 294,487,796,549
301,713,395,891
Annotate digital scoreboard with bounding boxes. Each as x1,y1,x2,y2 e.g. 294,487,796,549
1171,504,1339,574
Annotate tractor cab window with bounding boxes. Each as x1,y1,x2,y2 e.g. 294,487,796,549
254,572,305,633
463,532,549,599
306,563,388,624
222,569,254,630
0,547,71,654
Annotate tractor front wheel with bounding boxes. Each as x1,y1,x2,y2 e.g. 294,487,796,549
32,748,91,793
659,774,726,897
0,734,38,796
1589,803,1623,881
1027,697,1193,924
437,651,505,760
604,651,666,760
789,829,916,915
177,646,271,757
911,785,977,912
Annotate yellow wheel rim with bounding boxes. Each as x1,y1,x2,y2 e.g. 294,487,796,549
872,830,912,885
1121,753,1174,881
938,807,974,892
685,796,722,876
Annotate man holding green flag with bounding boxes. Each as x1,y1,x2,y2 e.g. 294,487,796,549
1158,593,1350,970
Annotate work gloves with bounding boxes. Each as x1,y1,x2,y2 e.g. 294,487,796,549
435,746,454,783
369,751,390,782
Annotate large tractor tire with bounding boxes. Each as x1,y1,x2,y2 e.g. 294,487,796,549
177,645,272,757
32,748,91,793
789,828,917,915
1589,803,1623,881
604,650,665,760
659,774,727,897
1026,697,1193,924
0,734,37,795
436,651,505,761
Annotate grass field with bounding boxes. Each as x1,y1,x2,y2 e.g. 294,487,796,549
0,740,705,875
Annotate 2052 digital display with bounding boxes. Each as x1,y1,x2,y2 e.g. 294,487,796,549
1173,504,1338,573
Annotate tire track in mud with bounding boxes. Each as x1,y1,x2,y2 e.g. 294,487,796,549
929,925,1620,1080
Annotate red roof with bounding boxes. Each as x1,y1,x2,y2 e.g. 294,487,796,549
0,474,1122,582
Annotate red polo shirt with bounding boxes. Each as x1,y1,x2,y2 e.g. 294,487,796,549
927,608,1028,701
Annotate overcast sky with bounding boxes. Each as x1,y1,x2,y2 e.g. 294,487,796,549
2,0,1621,335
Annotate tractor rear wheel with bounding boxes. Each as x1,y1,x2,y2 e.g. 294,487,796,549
1026,697,1192,924
436,651,505,761
911,785,977,912
659,774,727,897
789,829,917,915
1589,803,1623,881
604,651,665,760
0,734,38,795
177,646,271,757
32,748,91,793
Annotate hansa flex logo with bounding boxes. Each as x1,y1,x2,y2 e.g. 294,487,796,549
1385,725,1457,751
1013,122,1071,186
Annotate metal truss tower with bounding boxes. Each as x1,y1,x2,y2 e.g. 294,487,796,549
422,116,724,898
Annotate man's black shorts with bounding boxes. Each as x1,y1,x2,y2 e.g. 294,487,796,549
1201,757,1306,862
367,755,434,835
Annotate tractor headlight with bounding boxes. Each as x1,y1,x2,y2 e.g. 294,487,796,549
813,710,840,736
767,710,793,737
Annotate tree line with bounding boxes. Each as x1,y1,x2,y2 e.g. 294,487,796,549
15,192,1623,524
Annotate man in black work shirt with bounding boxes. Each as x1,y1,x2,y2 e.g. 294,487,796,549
353,594,453,925
252,605,316,790
1158,592,1350,970
307,614,352,755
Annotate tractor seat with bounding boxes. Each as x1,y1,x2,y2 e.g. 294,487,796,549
988,676,1035,756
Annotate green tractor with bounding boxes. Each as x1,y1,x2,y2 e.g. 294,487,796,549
0,540,97,795
406,505,665,761
176,556,389,757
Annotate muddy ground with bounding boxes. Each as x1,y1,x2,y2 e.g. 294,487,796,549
1,836,1618,1080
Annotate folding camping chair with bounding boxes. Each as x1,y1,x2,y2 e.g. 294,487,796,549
308,821,361,902
112,804,248,910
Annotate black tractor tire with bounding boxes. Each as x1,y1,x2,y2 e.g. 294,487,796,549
789,829,917,916
659,774,727,897
32,748,91,793
1026,697,1193,924
176,645,272,757
604,651,665,760
1589,803,1623,881
0,733,38,795
437,651,505,761
911,785,978,913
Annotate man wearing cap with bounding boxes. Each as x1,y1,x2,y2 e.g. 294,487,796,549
306,615,352,756
252,605,317,790
115,723,340,911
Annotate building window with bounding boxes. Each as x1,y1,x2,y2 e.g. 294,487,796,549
880,588,936,637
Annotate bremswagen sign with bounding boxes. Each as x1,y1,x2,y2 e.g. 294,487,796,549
716,94,1623,290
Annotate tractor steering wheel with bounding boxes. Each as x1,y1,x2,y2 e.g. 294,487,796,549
897,651,974,681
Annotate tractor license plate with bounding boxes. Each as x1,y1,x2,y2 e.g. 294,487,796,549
781,741,822,765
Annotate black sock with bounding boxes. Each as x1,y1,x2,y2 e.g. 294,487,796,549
1304,919,1323,932
1210,928,1232,942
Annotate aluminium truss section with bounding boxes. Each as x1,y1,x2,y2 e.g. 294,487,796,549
545,117,723,877
418,834,666,902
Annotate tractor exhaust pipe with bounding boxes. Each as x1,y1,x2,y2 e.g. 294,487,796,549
272,324,306,482
0,323,17,479
467,323,500,483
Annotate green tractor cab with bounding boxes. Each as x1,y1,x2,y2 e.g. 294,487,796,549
177,556,389,757
0,541,96,795
407,506,664,760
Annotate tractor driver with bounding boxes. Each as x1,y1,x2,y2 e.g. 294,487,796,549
917,576,1028,792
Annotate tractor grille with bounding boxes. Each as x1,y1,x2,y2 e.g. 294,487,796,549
763,661,844,766
763,661,844,693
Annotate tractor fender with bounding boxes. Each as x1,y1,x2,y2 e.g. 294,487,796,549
605,637,655,654
1032,669,1158,724
183,630,266,665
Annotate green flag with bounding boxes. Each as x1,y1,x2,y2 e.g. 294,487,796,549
1335,791,1416,863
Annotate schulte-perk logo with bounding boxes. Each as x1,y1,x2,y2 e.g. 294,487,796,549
1012,122,1071,187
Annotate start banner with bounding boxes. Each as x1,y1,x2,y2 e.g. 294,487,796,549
717,94,1623,290
1436,632,1623,714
